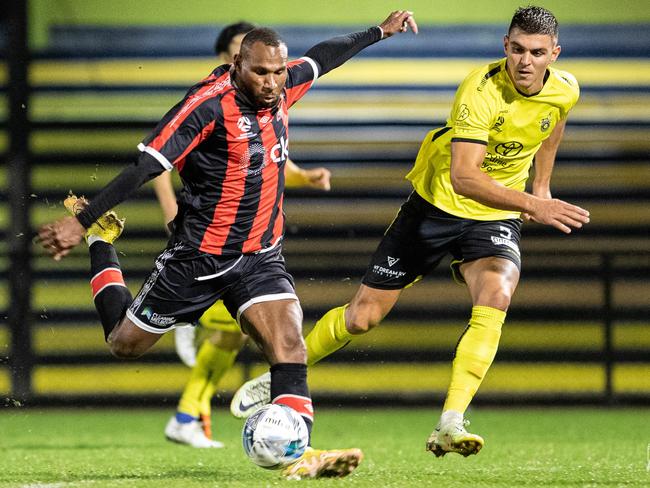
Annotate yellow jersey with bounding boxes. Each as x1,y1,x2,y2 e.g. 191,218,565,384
406,58,579,220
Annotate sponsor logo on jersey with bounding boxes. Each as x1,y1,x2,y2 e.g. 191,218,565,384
495,141,523,157
238,142,267,176
387,256,400,267
456,104,471,121
270,136,289,163
491,115,505,132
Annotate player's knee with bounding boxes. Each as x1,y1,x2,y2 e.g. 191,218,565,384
109,338,144,359
478,290,511,311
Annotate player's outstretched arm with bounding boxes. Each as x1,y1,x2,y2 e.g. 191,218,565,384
38,154,165,260
303,10,417,78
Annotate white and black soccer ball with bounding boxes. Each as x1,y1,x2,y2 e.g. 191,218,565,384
242,403,308,469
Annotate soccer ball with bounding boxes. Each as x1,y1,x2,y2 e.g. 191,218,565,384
242,403,308,469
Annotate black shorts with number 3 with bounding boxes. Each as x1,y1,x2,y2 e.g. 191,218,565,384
362,191,522,289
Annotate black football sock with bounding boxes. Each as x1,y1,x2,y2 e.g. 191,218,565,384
89,241,132,340
270,362,313,440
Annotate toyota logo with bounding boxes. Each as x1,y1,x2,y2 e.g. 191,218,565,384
495,141,523,156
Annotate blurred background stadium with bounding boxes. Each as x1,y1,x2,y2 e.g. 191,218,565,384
1,0,649,409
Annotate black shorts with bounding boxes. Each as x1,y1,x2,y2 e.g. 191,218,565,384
362,191,522,289
126,242,297,333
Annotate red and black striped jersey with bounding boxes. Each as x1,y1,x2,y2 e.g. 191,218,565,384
138,58,318,255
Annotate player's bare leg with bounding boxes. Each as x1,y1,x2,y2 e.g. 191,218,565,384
107,318,165,358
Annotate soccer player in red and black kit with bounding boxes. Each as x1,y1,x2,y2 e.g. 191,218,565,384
38,10,418,480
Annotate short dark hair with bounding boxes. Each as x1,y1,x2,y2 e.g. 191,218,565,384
508,6,559,39
239,27,286,56
214,21,256,56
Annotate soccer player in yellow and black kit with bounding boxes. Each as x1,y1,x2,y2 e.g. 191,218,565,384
155,22,332,449
231,6,590,457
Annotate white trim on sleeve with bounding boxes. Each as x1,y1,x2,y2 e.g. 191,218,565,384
300,56,319,83
137,143,173,172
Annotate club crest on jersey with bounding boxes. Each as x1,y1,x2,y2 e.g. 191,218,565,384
540,114,551,132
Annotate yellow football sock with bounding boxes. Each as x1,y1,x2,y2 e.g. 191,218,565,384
178,340,237,417
199,346,238,415
305,305,353,366
443,305,506,414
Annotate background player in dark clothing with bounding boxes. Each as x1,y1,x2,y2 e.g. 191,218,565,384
38,10,418,480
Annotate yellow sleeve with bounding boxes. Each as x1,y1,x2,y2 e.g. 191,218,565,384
556,70,580,119
449,69,495,144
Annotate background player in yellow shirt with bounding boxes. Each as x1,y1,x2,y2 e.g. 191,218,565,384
231,5,590,457
155,22,332,448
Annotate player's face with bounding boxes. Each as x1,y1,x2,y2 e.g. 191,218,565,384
504,28,561,95
235,41,288,109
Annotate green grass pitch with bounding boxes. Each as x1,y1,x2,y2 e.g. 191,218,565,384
0,407,648,487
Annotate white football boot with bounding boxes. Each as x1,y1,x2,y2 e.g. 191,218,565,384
229,372,271,419
174,325,197,367
164,416,224,448
426,418,484,457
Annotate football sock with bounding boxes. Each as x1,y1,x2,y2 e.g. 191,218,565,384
443,305,506,414
305,305,353,366
198,342,239,415
178,340,236,419
89,241,132,340
270,363,313,439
